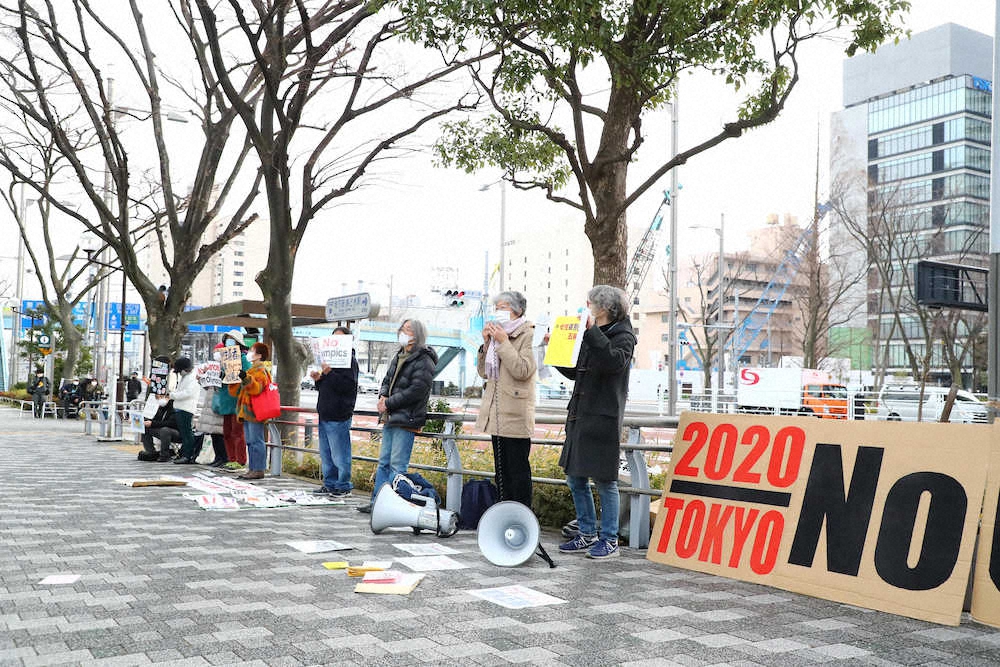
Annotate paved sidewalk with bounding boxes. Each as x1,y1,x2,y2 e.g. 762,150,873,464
1,407,999,666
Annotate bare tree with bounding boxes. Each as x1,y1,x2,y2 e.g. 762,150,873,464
0,0,262,362
190,0,493,406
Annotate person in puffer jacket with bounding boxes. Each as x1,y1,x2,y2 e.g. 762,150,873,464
230,342,272,480
170,357,201,464
357,319,437,514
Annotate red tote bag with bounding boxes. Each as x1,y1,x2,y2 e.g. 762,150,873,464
250,381,282,421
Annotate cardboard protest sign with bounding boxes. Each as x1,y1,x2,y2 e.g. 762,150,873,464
149,358,171,396
542,314,586,368
220,346,243,384
195,361,222,388
971,428,1000,628
648,413,990,626
312,335,353,368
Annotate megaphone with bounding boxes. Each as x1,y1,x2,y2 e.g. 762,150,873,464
370,484,458,537
477,501,542,567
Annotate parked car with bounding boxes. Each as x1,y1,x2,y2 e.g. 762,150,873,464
358,372,380,395
876,384,988,424
300,375,315,391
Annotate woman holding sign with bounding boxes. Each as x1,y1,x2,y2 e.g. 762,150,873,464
555,285,636,560
475,291,536,507
231,342,273,480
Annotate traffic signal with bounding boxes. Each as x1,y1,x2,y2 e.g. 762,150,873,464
444,289,466,307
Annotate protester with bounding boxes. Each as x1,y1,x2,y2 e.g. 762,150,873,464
195,345,228,467
170,357,201,464
126,372,143,402
139,398,180,462
311,327,359,497
59,379,81,418
218,330,249,470
29,369,51,418
231,342,272,480
358,319,437,514
555,285,636,560
475,291,536,507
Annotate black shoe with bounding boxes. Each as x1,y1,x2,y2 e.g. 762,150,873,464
312,486,332,495
330,489,352,498
156,455,172,462
173,457,194,465
356,503,372,514
209,460,228,468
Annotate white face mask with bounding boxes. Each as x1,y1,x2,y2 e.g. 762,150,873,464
212,352,221,361
157,398,168,407
587,308,598,323
491,309,511,323
247,352,258,363
398,332,412,347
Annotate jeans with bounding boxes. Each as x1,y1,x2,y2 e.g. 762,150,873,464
371,426,416,500
176,410,197,459
492,436,533,507
318,418,353,492
243,420,266,471
566,475,620,541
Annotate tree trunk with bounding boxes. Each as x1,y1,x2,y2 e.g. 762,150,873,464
145,304,188,359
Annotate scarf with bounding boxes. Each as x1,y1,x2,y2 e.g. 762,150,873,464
486,317,525,380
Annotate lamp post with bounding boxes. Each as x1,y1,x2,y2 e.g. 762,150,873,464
479,180,507,292
85,251,128,404
691,215,726,394
667,90,680,417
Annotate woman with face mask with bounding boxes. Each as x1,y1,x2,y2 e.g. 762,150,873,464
554,285,636,561
193,343,229,467
475,291,536,508
169,357,201,464
357,319,438,514
230,342,273,480
215,330,250,469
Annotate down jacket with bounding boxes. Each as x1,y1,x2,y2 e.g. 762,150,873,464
195,386,224,435
380,346,438,430
475,320,536,438
556,318,636,480
229,361,272,423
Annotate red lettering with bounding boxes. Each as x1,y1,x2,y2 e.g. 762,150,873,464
704,424,738,480
733,425,769,483
655,497,685,554
767,426,805,488
674,421,709,477
728,507,760,568
675,499,706,558
750,510,784,575
698,503,735,564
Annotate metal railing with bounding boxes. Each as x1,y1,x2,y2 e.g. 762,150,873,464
262,407,677,549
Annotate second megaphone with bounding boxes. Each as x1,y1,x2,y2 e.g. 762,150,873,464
370,484,459,537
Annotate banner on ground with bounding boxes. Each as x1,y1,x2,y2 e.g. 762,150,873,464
647,413,993,626
312,335,353,368
542,314,586,368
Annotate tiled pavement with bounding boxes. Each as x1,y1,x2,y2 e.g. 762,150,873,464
2,407,1000,666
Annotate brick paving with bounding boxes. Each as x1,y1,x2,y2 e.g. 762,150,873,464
1,406,999,666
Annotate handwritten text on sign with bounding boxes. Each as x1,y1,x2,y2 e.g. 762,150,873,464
312,335,353,368
647,414,990,626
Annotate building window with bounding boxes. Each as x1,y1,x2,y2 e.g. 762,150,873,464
233,271,243,277
661,314,669,323
233,281,243,286
661,334,670,342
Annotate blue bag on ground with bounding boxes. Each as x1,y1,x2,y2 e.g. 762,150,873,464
458,479,498,529
392,472,441,506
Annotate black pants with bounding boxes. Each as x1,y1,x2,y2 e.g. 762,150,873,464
142,427,180,455
491,436,533,507
32,394,44,418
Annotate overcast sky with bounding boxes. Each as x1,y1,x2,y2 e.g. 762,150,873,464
0,1,994,313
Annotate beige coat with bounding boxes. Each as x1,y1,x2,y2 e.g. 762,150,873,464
475,320,536,438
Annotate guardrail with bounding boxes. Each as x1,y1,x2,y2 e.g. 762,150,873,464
262,407,676,549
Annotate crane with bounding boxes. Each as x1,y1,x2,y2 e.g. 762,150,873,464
626,190,672,305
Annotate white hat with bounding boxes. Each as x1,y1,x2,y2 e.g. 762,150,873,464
222,328,245,345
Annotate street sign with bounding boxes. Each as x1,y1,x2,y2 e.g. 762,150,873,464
19,300,47,329
106,303,142,331
36,333,52,356
325,292,379,322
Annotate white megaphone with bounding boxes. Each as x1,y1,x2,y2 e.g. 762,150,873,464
370,484,458,537
478,501,545,567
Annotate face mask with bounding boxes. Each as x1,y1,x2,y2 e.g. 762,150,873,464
157,398,168,407
212,352,221,361
587,308,597,323
398,332,412,347
225,339,237,347
491,309,511,323
247,352,257,363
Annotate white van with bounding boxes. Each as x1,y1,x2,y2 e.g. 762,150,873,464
876,384,989,424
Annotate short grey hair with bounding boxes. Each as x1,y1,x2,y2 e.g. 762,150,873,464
588,284,629,322
492,290,527,317
400,318,427,349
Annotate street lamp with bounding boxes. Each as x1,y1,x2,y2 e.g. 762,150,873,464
690,214,726,393
84,250,128,404
479,180,507,292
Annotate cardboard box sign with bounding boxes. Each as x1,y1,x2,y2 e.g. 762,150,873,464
972,439,1000,627
647,413,992,626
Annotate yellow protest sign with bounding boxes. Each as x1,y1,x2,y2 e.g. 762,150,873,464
542,314,585,368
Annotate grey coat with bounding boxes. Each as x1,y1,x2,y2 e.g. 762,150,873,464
556,318,636,480
194,386,224,435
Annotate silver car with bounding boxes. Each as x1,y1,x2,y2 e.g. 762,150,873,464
876,384,988,424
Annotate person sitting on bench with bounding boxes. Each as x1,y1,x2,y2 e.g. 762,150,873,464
138,398,182,462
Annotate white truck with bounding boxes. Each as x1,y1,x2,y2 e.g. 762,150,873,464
736,367,849,419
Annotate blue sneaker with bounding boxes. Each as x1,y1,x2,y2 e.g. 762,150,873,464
558,533,597,554
587,538,620,559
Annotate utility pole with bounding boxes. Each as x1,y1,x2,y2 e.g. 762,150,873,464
988,1,1000,406
9,182,25,388
500,182,507,293
667,89,680,417
716,213,725,393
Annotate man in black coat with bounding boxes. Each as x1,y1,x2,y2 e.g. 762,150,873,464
310,327,360,497
555,285,636,560
29,370,51,418
139,399,181,462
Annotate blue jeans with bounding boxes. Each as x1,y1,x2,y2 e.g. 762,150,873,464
566,475,620,541
243,421,266,471
318,418,353,492
371,426,416,500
